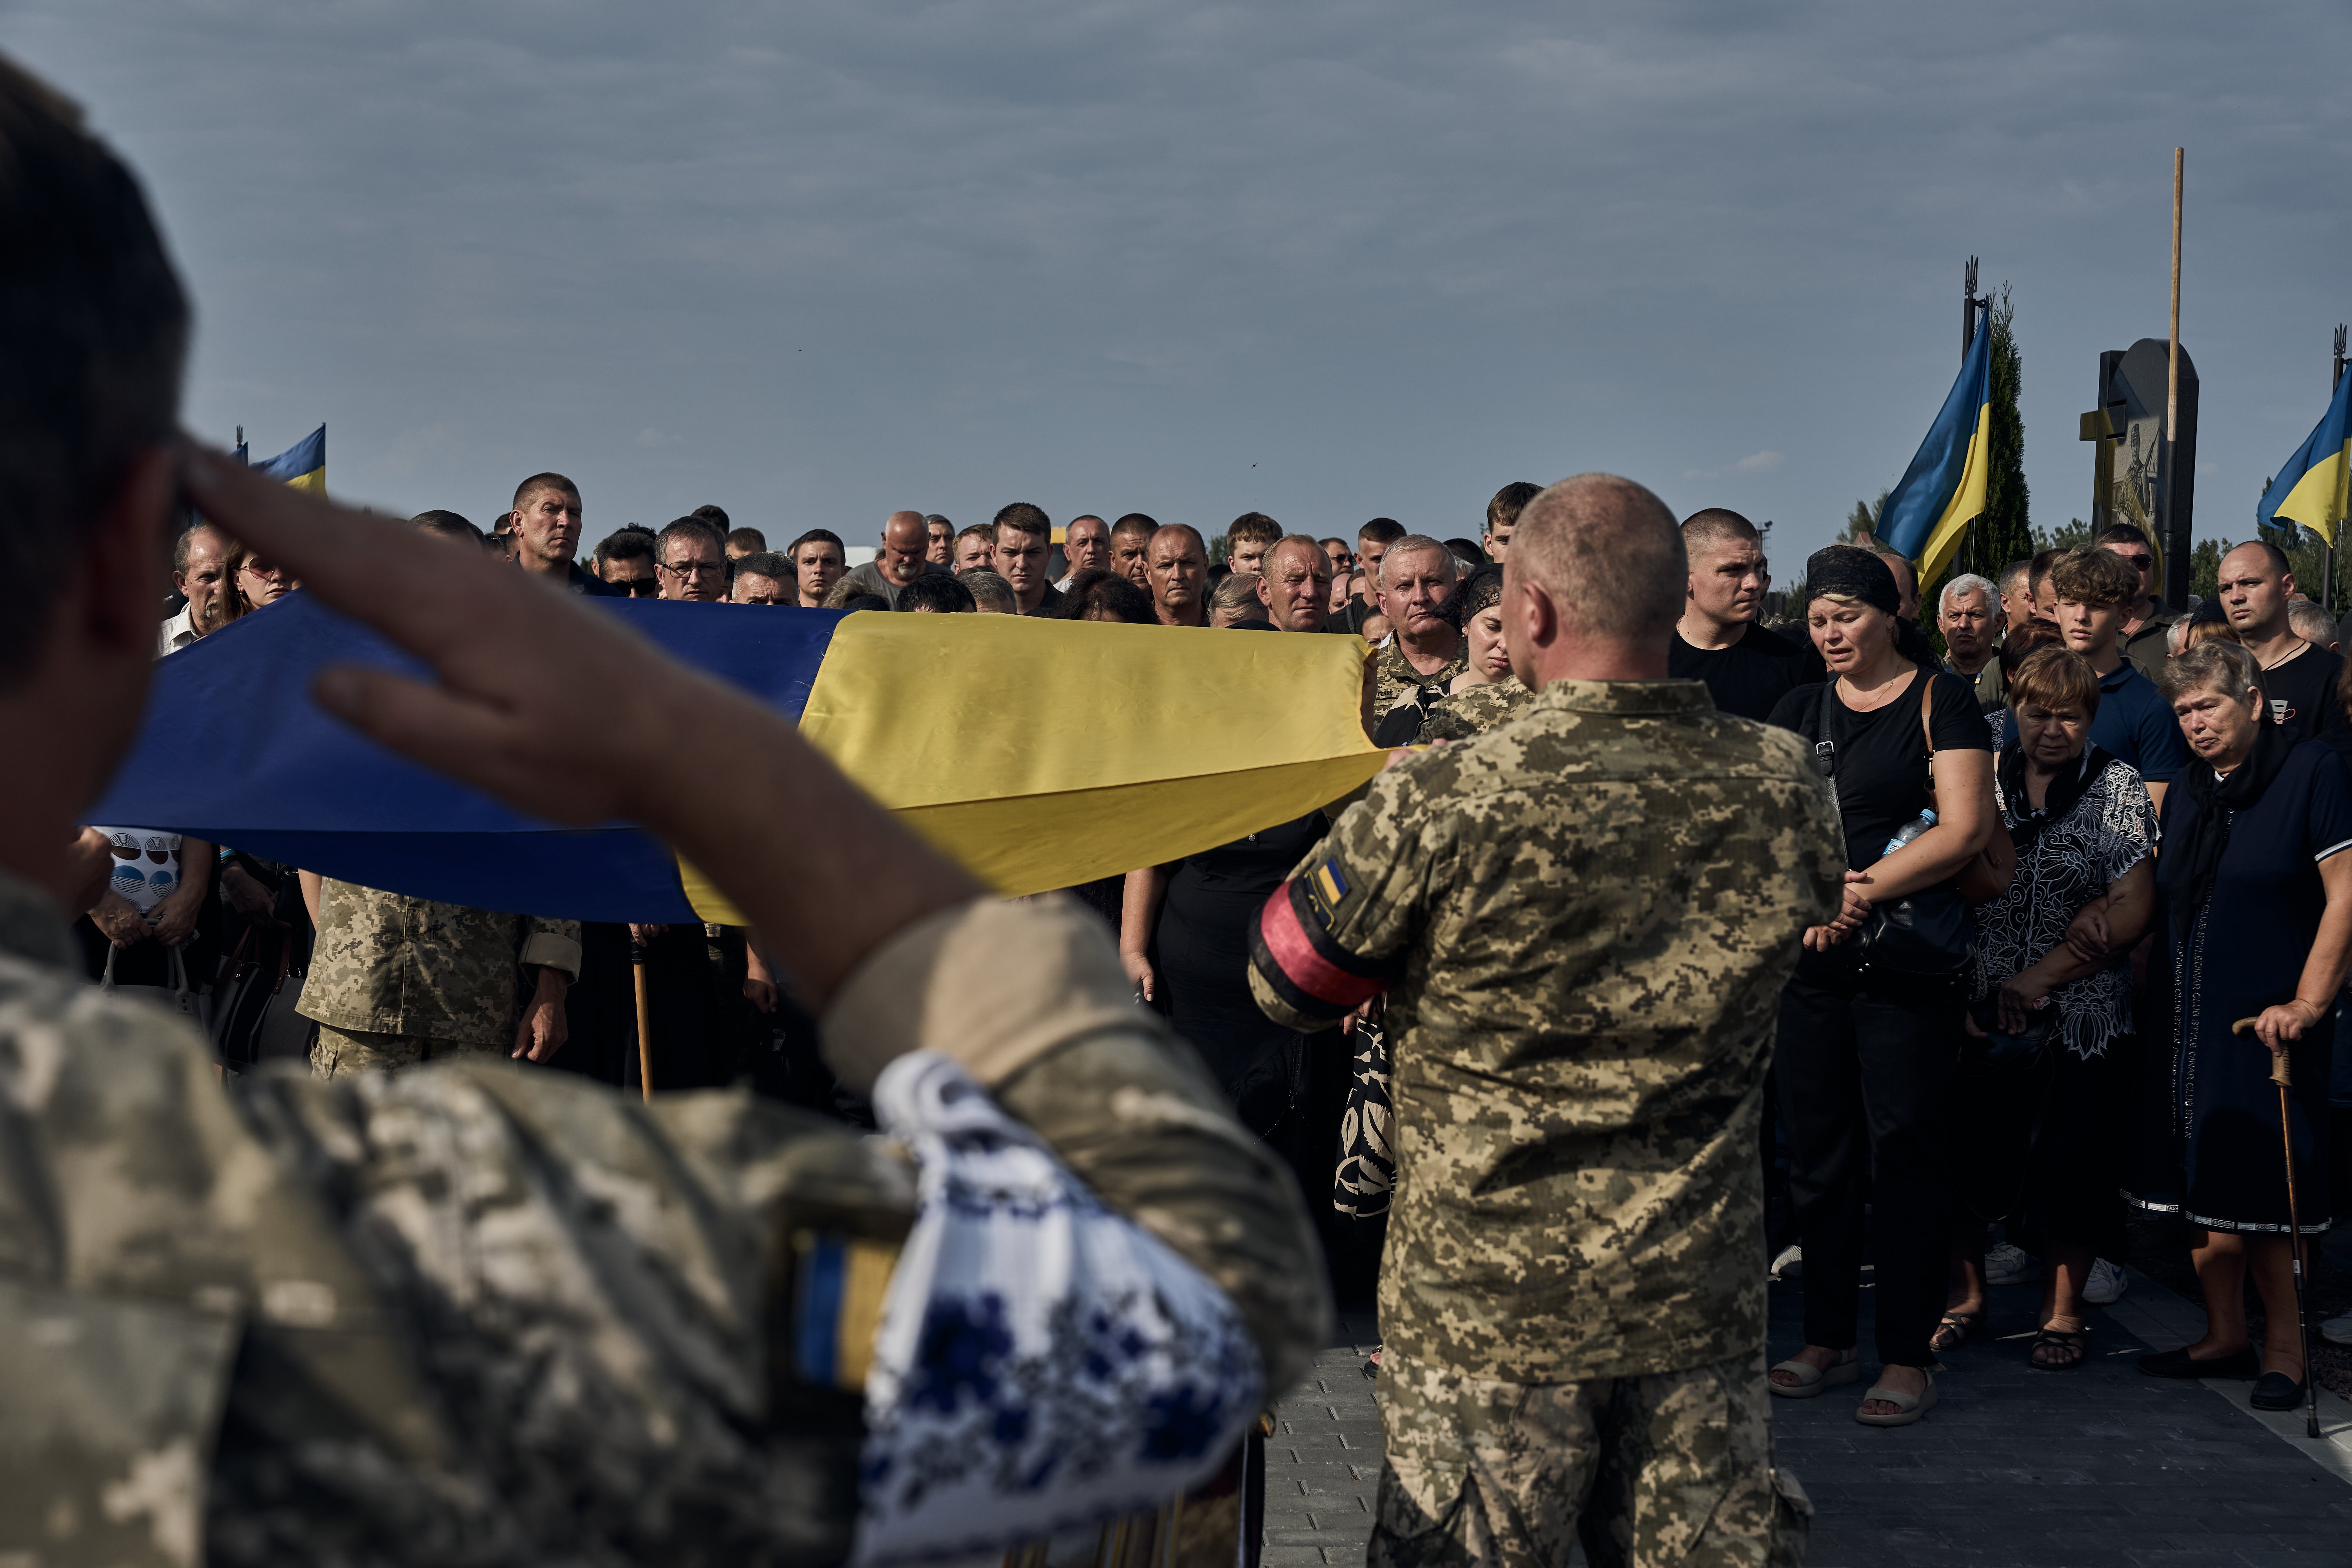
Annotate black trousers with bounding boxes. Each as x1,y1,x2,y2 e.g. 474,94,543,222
1777,966,1959,1369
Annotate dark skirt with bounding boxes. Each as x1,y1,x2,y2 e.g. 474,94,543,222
1951,1034,2129,1259
2127,1011,2334,1237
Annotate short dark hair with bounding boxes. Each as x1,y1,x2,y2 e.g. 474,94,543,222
2027,548,2067,598
1055,568,1156,624
0,58,190,679
895,573,978,613
1358,517,1407,548
512,471,579,510
787,528,844,558
957,569,1018,613
691,504,730,529
993,501,1051,542
1998,558,2032,595
837,593,890,613
1111,513,1158,544
2008,645,2102,717
1226,512,1282,549
1486,482,1542,535
1681,508,1761,555
657,516,725,563
1443,537,1487,567
925,513,952,530
2094,523,2151,548
1998,616,2063,679
593,525,656,569
952,523,993,552
725,526,766,553
730,550,792,582
410,510,480,543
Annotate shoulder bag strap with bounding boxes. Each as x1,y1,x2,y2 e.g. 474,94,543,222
1918,670,1941,815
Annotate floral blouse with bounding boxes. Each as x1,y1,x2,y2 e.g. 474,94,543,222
1974,755,2160,1059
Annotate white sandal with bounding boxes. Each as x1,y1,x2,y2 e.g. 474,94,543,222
1768,1351,1860,1398
1854,1370,1936,1427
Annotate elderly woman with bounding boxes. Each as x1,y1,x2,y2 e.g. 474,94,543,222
2128,639,2352,1410
1418,564,1531,742
1765,546,1998,1426
1938,647,2157,1370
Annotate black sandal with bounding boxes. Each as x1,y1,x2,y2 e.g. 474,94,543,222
1931,1310,1983,1353
2029,1325,2088,1371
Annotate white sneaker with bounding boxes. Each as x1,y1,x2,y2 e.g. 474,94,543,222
1770,1244,1803,1283
1983,1242,2043,1285
2321,1312,2352,1348
2082,1258,2128,1305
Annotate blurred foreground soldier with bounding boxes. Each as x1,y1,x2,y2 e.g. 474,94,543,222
0,56,1324,1566
1250,474,1835,1567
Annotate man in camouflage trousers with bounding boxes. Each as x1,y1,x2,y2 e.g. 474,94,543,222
298,880,581,1072
1251,475,1842,1568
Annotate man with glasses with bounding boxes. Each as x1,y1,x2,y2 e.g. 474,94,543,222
2098,523,2176,683
507,472,621,598
654,516,730,603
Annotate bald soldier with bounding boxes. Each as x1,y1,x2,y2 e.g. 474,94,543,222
1250,475,1840,1567
0,58,1323,1564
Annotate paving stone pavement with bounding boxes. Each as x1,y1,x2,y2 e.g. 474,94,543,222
1264,1274,2352,1566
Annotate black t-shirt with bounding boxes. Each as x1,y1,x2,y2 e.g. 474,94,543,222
1669,621,1813,722
1769,668,1991,872
2260,643,2352,768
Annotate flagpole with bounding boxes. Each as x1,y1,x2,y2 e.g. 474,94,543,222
2334,326,2347,617
2163,149,2184,614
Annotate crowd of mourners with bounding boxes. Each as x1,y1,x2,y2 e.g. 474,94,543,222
92,466,2352,1427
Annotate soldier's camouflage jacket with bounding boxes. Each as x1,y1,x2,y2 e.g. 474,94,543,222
1416,675,1532,743
1250,679,1841,1383
1371,638,1468,722
296,880,581,1045
0,876,1325,1568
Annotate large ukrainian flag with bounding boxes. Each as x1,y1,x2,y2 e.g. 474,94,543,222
1876,323,1993,589
2258,372,2352,546
89,598,1384,924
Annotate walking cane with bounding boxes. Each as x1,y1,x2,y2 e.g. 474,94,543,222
2234,1016,2324,1438
632,940,653,1104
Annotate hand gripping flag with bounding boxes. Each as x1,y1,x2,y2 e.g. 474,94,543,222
1876,323,1993,590
2259,372,2352,548
87,598,1386,924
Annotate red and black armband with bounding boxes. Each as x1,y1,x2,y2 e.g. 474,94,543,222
1249,876,1396,1028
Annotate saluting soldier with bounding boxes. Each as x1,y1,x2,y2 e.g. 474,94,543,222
0,59,1325,1565
1250,475,1842,1568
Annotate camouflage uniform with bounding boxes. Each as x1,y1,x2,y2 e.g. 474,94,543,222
1250,679,1841,1568
1372,637,1468,721
0,875,1326,1566
1417,675,1533,742
296,880,582,1073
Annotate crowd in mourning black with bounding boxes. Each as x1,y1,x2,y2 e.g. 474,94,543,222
118,475,2352,1410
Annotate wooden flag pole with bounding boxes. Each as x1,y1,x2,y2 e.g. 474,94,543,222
2168,149,2183,453
632,941,653,1102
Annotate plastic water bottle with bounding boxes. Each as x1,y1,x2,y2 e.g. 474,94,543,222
1882,809,1937,857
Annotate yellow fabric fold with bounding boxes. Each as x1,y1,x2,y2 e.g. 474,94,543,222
1915,401,1992,590
681,613,1382,918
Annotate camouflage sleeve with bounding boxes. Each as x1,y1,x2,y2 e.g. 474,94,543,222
1248,759,1437,1033
820,896,1332,1396
518,917,581,981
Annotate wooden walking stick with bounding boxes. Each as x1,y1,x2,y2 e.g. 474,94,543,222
2234,1016,2323,1437
632,939,653,1103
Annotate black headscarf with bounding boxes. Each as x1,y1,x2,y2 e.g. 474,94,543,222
1803,545,1902,618
1439,563,1505,629
1998,743,2115,857
2169,717,2297,946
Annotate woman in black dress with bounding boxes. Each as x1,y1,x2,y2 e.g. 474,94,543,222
1764,546,1999,1427
2128,639,2352,1411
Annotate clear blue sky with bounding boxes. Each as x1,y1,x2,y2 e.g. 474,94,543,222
12,2,2350,567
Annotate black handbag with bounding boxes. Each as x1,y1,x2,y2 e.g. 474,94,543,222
210,925,316,1069
1820,676,1976,985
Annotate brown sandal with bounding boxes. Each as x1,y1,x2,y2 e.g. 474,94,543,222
1930,1310,1983,1353
2029,1321,2088,1372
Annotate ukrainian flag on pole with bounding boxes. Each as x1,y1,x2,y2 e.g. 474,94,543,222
2258,372,2352,546
1876,323,1993,590
241,425,327,494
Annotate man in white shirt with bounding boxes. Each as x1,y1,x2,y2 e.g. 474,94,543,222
157,520,230,654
